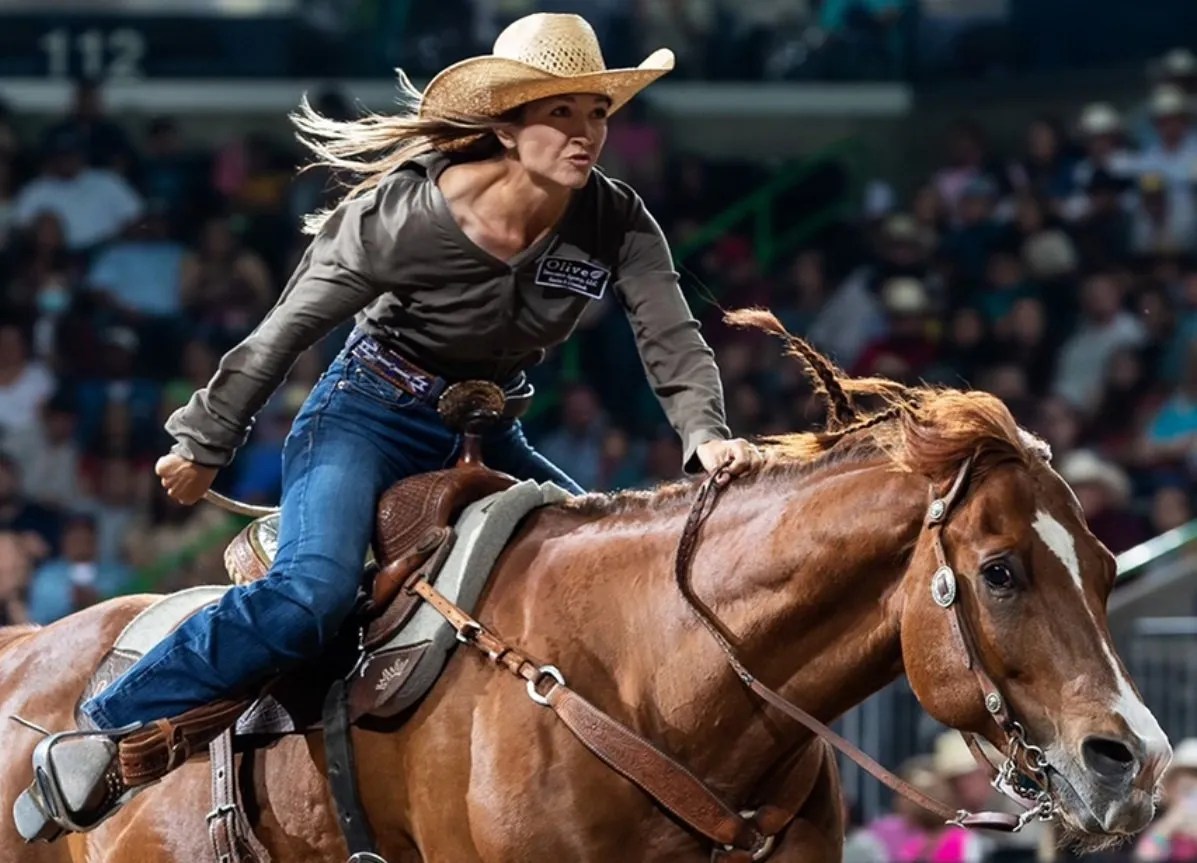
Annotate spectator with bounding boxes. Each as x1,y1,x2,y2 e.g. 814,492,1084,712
1150,482,1193,535
1137,340,1197,475
993,297,1056,396
1086,346,1157,459
1059,449,1150,553
538,384,607,492
11,127,143,253
927,305,995,387
26,514,129,625
1131,85,1197,238
179,215,275,344
87,204,188,322
12,391,81,512
1068,102,1136,213
1134,48,1197,146
932,119,1002,224
0,322,55,451
932,732,1046,857
161,338,219,419
972,246,1035,324
80,456,144,570
808,213,932,368
0,532,32,624
138,116,206,227
1133,171,1197,257
1070,169,1134,265
42,79,136,174
1134,737,1197,861
74,326,161,459
1052,271,1146,413
852,276,938,382
857,755,985,862
0,453,59,559
7,211,80,359
1007,115,1077,202
941,176,1004,289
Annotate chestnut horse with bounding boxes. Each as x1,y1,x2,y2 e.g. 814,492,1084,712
0,315,1173,862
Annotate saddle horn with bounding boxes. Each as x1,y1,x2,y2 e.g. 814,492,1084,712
437,381,507,468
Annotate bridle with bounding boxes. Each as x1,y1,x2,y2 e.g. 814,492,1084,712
675,454,1057,834
409,453,1058,861
921,455,1056,829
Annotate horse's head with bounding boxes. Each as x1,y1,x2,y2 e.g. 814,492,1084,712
725,308,1170,848
897,394,1171,848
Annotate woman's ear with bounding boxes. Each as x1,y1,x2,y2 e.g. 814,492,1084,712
494,124,517,151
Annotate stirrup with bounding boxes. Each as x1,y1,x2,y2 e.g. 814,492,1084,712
14,723,141,840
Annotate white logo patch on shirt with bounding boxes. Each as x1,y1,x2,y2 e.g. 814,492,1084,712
534,256,611,300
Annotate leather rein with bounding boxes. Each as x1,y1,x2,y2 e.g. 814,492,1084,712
408,455,1053,861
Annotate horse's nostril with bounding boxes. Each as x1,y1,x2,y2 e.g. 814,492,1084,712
1082,736,1137,784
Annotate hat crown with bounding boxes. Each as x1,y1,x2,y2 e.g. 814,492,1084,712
493,13,607,77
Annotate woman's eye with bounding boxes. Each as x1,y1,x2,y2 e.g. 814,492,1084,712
551,106,571,117
593,108,609,120
982,562,1016,592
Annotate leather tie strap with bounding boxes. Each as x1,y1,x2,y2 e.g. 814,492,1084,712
409,579,773,856
207,729,270,863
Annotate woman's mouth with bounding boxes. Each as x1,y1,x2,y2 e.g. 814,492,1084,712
568,154,593,168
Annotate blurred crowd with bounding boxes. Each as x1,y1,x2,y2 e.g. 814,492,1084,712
842,732,1197,862
403,0,919,81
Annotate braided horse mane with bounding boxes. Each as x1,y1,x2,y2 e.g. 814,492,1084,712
563,309,1050,516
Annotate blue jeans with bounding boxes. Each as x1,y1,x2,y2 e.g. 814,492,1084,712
81,350,582,729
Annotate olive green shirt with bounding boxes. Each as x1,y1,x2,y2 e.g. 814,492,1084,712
166,152,731,473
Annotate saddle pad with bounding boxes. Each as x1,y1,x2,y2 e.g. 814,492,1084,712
347,478,572,719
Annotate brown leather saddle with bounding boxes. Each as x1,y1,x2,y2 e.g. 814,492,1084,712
224,464,514,652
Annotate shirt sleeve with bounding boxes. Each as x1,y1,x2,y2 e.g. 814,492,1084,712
613,193,731,473
165,182,403,466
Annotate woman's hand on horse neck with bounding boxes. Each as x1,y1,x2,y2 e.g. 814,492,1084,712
695,438,763,483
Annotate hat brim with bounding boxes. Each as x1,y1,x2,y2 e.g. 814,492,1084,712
420,48,674,122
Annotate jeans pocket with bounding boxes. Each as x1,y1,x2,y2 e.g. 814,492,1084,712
335,358,420,411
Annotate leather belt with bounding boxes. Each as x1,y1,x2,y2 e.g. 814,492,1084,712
347,331,533,420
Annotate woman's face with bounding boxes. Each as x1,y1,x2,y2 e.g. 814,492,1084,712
505,94,610,189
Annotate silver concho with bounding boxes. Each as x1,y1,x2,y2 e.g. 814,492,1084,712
927,499,947,523
985,692,1004,715
931,566,957,608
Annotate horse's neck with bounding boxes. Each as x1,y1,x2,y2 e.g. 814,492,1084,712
610,460,927,794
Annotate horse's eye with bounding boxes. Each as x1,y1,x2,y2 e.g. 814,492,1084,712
982,562,1016,592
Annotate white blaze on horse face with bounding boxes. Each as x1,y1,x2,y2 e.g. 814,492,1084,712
1032,509,1171,771
1032,510,1082,593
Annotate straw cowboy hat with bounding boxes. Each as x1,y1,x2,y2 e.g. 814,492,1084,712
933,731,1001,780
1059,449,1132,505
420,13,675,121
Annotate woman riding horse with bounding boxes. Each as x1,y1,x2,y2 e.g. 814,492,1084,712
14,12,763,839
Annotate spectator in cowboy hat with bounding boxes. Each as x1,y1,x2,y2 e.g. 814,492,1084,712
1065,102,1136,220
1059,448,1149,553
1134,738,1197,861
932,731,1048,858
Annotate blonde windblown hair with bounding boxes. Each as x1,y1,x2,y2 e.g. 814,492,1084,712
291,71,513,235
